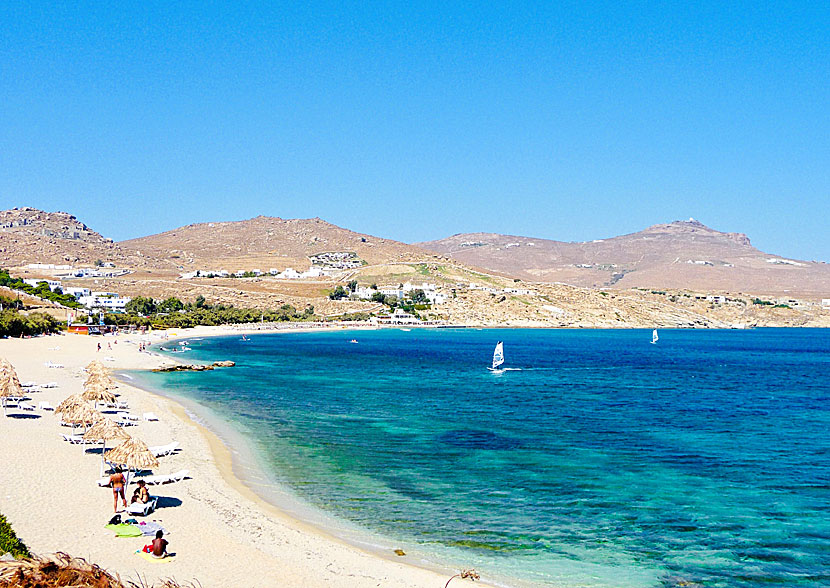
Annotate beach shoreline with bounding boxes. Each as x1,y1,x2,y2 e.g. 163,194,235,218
0,326,500,588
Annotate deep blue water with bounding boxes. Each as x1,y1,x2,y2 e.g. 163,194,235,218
135,329,830,587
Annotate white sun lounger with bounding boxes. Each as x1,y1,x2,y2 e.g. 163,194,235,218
126,496,158,516
62,434,85,444
40,382,59,388
38,401,55,411
143,469,189,485
20,381,38,388
44,361,64,368
143,412,159,421
20,402,35,411
149,442,180,457
117,412,139,421
105,401,128,409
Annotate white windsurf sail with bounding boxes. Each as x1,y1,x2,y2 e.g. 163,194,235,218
492,341,505,369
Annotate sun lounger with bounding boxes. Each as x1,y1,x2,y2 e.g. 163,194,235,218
44,361,64,368
20,402,35,411
143,412,159,421
149,442,180,457
62,434,85,444
20,381,38,388
126,496,158,516
38,401,55,411
117,412,140,422
40,382,59,388
143,469,189,485
105,401,129,409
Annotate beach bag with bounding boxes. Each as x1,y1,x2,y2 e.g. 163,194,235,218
108,514,121,525
142,544,153,553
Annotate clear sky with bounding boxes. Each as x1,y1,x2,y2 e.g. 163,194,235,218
1,2,828,260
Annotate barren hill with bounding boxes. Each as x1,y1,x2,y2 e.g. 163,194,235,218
0,207,137,267
119,216,433,272
418,219,830,296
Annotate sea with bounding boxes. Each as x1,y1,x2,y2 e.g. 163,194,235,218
129,328,830,588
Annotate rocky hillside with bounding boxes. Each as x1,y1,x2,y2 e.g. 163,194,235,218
119,216,435,272
0,208,133,267
418,220,830,296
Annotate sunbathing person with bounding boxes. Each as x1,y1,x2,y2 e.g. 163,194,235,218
152,530,168,558
109,467,127,512
130,480,150,504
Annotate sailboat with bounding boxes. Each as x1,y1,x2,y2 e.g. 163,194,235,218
488,341,505,372
651,329,659,345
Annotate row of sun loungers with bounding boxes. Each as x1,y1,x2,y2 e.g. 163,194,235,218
96,470,190,488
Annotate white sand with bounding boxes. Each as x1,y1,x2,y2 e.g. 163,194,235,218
0,328,493,587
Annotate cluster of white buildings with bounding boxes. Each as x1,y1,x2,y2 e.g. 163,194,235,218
20,277,131,311
353,282,448,305
25,263,129,279
180,266,336,280
467,282,534,296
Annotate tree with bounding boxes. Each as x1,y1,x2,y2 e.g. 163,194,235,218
328,286,348,300
194,295,207,308
125,296,157,316
409,289,429,305
347,280,358,292
158,297,184,313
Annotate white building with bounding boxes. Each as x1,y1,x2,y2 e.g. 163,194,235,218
374,308,420,325
23,279,62,291
78,294,131,312
822,299,830,309
63,287,91,299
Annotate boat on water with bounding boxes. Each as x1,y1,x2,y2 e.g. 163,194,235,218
349,339,359,344
240,334,249,342
488,341,505,372
651,329,659,345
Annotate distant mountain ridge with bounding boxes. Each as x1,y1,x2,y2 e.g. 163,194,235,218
417,219,830,296
1,208,828,296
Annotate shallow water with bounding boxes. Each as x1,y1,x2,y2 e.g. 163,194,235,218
135,328,830,587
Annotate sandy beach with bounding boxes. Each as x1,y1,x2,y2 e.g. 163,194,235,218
0,328,492,588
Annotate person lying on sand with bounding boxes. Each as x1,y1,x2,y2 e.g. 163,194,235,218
152,530,168,558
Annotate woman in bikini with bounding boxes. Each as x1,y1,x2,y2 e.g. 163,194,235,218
109,466,127,512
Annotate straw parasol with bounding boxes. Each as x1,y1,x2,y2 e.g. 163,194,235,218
82,381,117,406
84,417,130,443
85,360,107,373
84,417,131,474
0,361,24,417
56,394,87,415
61,403,103,427
104,437,159,483
84,372,117,389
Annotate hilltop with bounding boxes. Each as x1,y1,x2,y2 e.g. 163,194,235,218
118,215,431,272
418,219,830,296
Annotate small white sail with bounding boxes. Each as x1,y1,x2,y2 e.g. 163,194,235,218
492,341,505,369
651,329,659,344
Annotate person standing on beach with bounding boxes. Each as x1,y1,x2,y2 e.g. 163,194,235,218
109,467,127,512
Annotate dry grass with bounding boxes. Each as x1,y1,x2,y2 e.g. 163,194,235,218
0,553,199,588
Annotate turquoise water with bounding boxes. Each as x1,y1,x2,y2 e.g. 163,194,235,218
134,329,830,587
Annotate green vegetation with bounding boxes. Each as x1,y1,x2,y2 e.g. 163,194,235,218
0,269,82,308
0,310,62,338
105,296,315,328
0,512,30,558
752,298,774,306
328,286,349,300
773,304,791,309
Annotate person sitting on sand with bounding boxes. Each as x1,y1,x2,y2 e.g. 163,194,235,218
109,466,127,512
131,480,150,504
152,530,168,558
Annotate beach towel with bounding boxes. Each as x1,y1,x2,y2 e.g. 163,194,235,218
135,550,174,563
105,523,142,537
137,521,167,536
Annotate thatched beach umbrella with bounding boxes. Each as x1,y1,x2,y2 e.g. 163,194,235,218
84,372,117,390
0,361,24,417
84,417,131,475
104,437,159,484
56,394,86,415
85,360,107,373
61,403,102,428
82,381,117,407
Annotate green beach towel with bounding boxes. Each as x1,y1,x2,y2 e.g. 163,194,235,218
105,523,143,537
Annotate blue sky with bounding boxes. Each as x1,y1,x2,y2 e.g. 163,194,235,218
1,2,828,259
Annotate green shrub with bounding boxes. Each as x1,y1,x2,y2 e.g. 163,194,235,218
0,512,30,558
